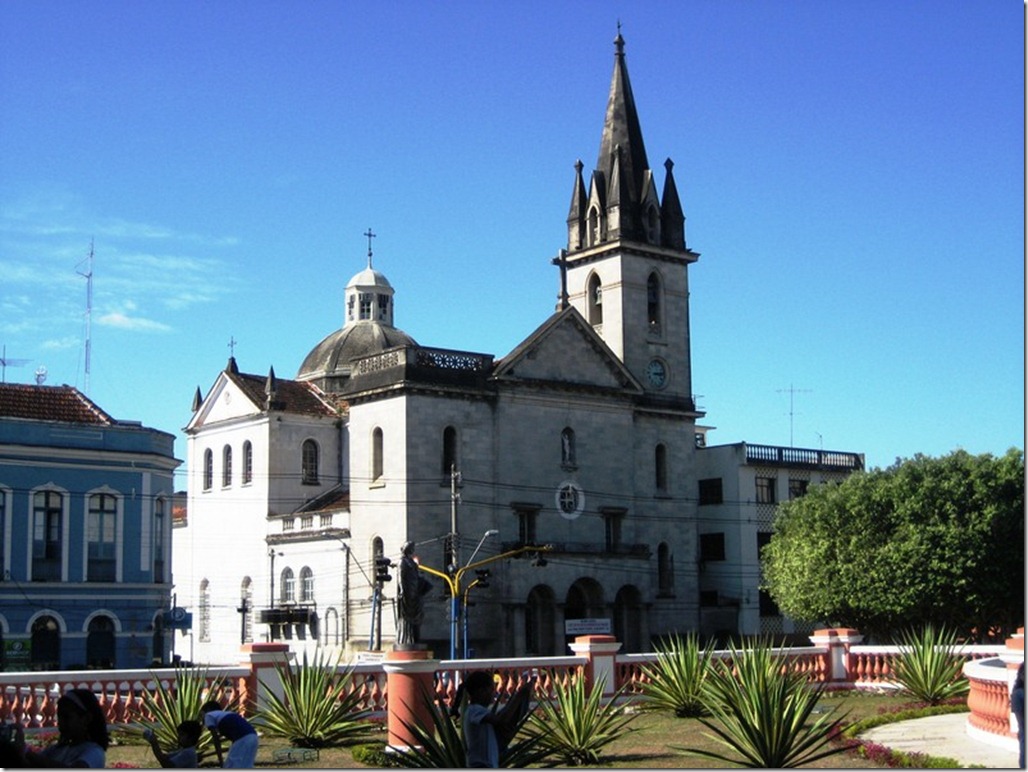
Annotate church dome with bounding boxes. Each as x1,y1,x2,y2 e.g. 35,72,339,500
347,266,392,290
297,322,417,387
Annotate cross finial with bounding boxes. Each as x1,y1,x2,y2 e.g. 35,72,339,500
228,336,237,357
364,228,376,268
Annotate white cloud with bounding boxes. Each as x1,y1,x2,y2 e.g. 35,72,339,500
97,312,173,332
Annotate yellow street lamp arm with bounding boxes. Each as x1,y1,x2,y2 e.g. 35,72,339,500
457,544,554,584
416,562,457,596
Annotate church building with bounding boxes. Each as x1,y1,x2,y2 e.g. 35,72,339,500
173,34,706,664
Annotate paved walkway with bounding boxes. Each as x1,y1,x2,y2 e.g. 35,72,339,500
861,712,1020,769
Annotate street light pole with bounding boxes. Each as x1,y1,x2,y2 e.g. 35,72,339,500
448,465,462,658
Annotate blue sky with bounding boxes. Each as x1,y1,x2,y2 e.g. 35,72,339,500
1,1,1023,490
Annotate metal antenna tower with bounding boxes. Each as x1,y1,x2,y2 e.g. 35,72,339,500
776,383,812,447
76,241,94,393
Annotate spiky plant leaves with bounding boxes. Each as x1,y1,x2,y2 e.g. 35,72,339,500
132,664,232,765
254,650,375,748
522,674,636,766
638,632,715,717
891,624,969,705
677,640,849,768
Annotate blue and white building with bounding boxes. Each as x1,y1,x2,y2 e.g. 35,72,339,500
0,383,180,670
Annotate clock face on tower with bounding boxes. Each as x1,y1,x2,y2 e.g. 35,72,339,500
646,358,668,389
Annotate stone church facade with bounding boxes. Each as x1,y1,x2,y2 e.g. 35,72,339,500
173,34,707,665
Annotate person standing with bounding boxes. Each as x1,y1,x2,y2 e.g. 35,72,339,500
3,688,109,767
200,701,258,768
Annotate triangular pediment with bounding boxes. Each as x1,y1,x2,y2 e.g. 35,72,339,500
493,306,642,393
185,372,264,432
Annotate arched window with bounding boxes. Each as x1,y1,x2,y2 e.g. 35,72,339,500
587,274,603,327
203,449,213,491
300,567,314,603
588,206,601,246
199,579,211,642
87,492,117,582
86,615,116,669
371,428,384,482
655,444,668,493
222,445,232,487
31,615,60,669
153,497,166,582
442,426,458,477
301,440,319,485
647,272,662,332
32,490,63,582
242,441,253,484
281,567,295,604
658,543,674,597
240,577,253,643
560,427,576,468
645,205,661,244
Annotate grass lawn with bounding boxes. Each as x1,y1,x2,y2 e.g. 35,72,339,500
102,691,938,768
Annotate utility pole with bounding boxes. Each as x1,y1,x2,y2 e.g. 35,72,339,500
236,597,249,644
448,464,462,658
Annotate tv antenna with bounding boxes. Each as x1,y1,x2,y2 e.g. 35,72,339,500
76,240,94,393
776,383,812,447
0,345,30,383
35,366,48,385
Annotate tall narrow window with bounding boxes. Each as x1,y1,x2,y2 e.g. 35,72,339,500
654,443,668,492
647,272,662,332
560,427,576,468
199,579,211,642
242,441,253,484
587,274,603,326
657,543,674,596
442,426,458,477
281,567,295,604
203,449,213,491
32,491,62,582
240,577,254,643
516,506,539,546
153,498,166,583
371,428,384,482
87,493,117,582
301,440,319,485
755,476,777,504
603,508,625,553
300,567,314,603
359,292,373,320
222,445,232,487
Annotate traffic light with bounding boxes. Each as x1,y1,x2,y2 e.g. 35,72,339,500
375,557,393,584
474,569,491,588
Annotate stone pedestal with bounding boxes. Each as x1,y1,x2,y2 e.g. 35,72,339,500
383,647,437,753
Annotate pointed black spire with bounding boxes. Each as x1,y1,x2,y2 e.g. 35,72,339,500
566,159,588,249
226,356,239,375
192,386,202,412
660,158,685,250
596,32,649,215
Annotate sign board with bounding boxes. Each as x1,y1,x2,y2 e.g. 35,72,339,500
163,608,193,630
564,618,611,636
3,639,30,670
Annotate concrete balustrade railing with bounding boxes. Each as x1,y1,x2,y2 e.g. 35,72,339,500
0,627,1021,753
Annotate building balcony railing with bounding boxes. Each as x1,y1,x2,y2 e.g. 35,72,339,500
745,443,864,471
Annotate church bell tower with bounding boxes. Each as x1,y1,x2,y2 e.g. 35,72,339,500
561,32,699,406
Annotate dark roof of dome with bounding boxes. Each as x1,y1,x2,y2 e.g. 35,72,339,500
296,322,418,383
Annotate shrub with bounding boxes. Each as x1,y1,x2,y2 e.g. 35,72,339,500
637,632,715,717
255,651,375,748
523,675,636,766
678,640,849,768
889,624,969,705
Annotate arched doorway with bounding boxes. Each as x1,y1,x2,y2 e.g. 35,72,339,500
30,615,60,670
525,585,557,656
86,615,116,668
613,585,645,653
564,578,606,647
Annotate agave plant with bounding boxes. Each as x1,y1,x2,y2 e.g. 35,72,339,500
638,632,715,717
390,680,549,768
522,674,636,766
254,651,375,748
678,640,848,768
133,664,233,765
890,624,969,705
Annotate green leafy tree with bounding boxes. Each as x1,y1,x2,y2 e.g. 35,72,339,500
762,448,1024,640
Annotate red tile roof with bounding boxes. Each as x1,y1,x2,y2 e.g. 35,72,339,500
226,369,342,418
0,383,115,424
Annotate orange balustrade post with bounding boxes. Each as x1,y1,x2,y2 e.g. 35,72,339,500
809,628,862,685
383,648,437,753
568,635,622,697
239,642,291,717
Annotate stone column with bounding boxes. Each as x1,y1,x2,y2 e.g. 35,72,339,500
383,647,437,753
568,634,622,697
809,628,862,684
